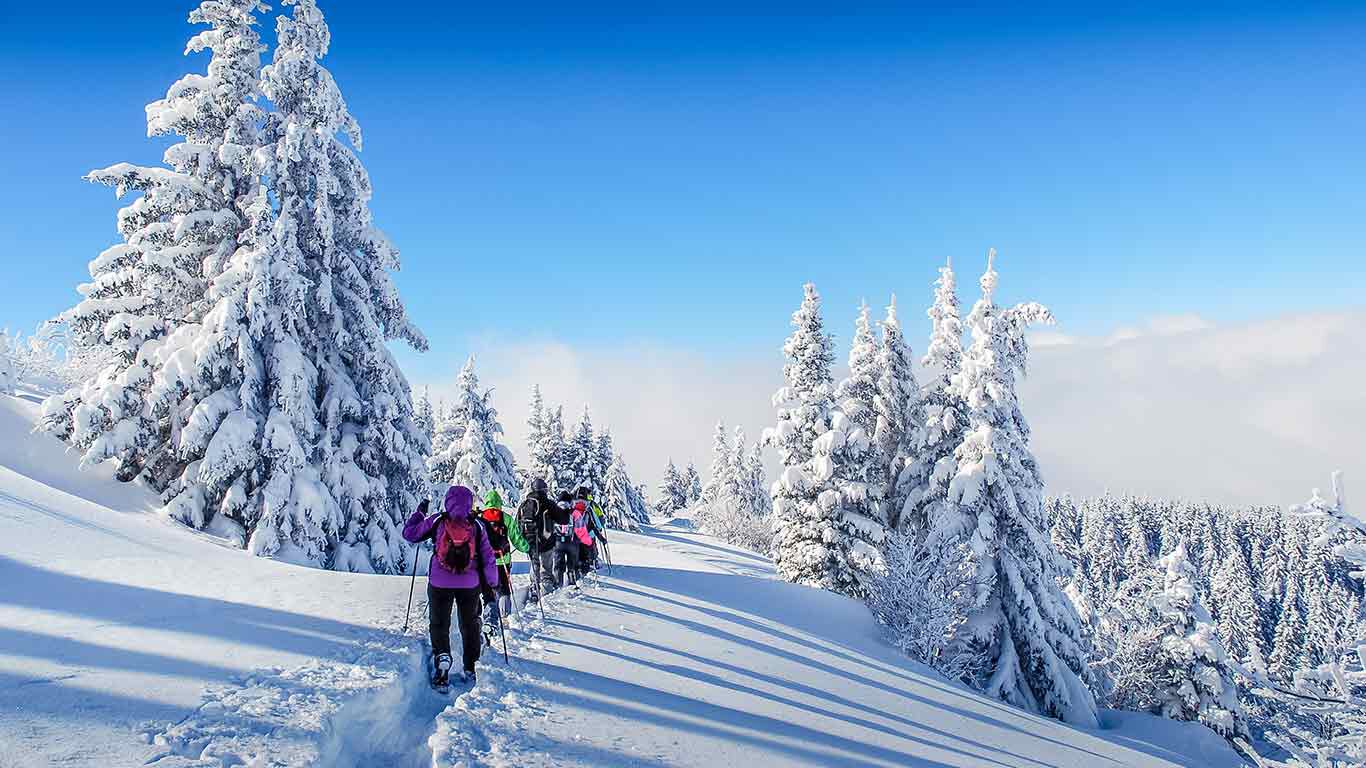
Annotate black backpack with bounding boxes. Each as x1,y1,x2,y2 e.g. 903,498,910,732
517,497,543,545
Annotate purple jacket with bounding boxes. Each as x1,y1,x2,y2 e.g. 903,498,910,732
403,485,499,590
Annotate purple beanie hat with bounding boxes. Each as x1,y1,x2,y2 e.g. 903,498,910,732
444,485,474,518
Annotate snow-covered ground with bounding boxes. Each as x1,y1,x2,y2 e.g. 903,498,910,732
0,391,1245,767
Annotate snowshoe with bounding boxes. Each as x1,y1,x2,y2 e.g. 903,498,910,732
431,653,453,693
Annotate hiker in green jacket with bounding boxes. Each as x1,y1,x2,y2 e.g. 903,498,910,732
477,490,529,627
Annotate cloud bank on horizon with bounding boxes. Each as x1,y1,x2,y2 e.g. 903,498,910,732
418,308,1364,510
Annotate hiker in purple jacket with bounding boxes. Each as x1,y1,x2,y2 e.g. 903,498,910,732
403,485,499,688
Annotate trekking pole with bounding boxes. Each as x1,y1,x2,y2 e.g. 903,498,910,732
401,543,422,634
493,591,510,665
535,553,546,622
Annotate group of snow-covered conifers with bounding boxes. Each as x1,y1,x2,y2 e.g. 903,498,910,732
731,251,1107,728
401,480,611,691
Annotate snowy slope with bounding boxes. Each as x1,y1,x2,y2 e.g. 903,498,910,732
0,392,1245,767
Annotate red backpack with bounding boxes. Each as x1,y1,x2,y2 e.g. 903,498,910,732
436,515,482,573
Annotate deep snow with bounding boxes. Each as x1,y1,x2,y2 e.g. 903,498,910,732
0,391,1245,767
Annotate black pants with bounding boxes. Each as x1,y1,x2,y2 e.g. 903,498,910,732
428,584,482,673
553,538,580,587
537,549,558,593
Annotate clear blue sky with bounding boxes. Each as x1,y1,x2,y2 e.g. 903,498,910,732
2,1,1363,383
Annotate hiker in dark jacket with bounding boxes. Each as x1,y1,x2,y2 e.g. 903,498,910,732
519,479,565,596
403,485,498,687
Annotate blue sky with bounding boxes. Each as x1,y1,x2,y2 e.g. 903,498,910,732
2,0,1363,383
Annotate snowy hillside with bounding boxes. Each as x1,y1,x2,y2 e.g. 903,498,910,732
0,391,1243,767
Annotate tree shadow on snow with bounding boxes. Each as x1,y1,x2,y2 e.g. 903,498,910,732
586,569,1126,764
512,658,968,768
0,556,383,671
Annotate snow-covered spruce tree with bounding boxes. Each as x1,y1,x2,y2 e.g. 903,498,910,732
699,420,729,507
704,433,775,555
72,0,429,572
827,301,891,593
240,0,428,571
895,256,966,538
683,462,703,505
1104,542,1247,739
564,405,604,491
525,383,554,484
1209,542,1264,663
545,405,572,491
818,398,887,597
413,387,435,445
940,252,1098,726
837,301,880,439
764,283,842,591
41,0,267,485
600,455,650,531
1148,543,1248,738
596,429,616,485
428,358,479,495
1047,495,1084,570
430,399,460,465
873,296,919,531
1081,494,1124,597
447,362,519,505
741,443,775,553
655,460,687,517
1269,535,1310,679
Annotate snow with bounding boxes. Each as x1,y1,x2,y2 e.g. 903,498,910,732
0,392,1246,767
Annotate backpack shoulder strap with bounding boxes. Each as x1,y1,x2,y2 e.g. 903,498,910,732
472,518,491,591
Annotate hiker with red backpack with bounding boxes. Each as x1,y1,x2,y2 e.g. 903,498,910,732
476,490,528,629
402,485,499,691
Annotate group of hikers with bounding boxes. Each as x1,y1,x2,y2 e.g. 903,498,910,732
401,478,610,690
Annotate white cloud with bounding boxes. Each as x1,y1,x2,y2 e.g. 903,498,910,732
1021,310,1366,508
416,309,1364,510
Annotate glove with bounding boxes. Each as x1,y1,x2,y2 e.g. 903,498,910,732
482,587,497,606
417,499,429,515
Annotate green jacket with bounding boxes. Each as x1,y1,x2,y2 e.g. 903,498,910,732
500,509,530,564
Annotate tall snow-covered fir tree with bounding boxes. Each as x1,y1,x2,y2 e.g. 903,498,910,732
41,0,268,485
564,406,605,491
443,359,519,504
413,387,435,445
836,302,879,439
699,420,729,507
596,430,616,483
828,299,890,595
544,405,571,491
43,0,429,573
683,462,703,505
873,295,919,531
940,252,1098,726
655,460,687,517
704,431,774,555
894,256,966,537
525,384,554,484
247,0,428,572
764,283,841,590
1147,543,1248,738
